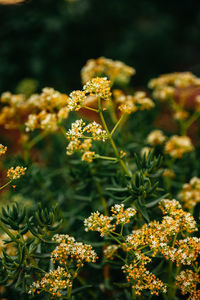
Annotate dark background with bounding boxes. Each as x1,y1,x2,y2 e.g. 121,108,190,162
0,0,200,93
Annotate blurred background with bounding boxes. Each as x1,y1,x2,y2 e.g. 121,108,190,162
0,0,200,93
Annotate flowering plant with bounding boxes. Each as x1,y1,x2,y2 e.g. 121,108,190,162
0,58,200,299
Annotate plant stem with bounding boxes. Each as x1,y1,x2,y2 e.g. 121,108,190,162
84,106,99,112
110,113,126,137
168,233,178,300
98,97,131,177
94,154,117,161
0,180,12,191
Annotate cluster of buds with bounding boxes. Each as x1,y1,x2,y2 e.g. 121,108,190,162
30,234,97,297
125,199,197,256
67,77,111,111
110,204,136,225
179,177,200,210
66,119,108,162
122,256,167,296
51,234,98,266
7,166,27,180
81,57,135,84
116,91,154,114
164,135,194,158
0,144,7,156
29,266,72,297
66,119,107,141
176,269,200,300
149,72,200,101
159,199,197,233
84,204,136,237
83,77,111,101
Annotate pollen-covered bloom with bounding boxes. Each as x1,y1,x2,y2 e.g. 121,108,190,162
81,57,135,84
146,130,166,146
7,166,26,180
179,177,200,210
0,144,7,156
83,77,111,101
51,234,98,266
111,204,136,225
176,269,200,300
84,211,115,237
164,135,194,158
29,266,72,297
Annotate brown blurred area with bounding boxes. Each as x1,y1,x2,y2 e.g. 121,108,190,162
0,0,26,4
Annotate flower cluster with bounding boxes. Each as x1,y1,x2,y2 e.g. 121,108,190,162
125,199,197,256
68,90,87,111
176,269,200,300
30,234,97,297
116,91,154,114
83,77,111,101
149,72,200,101
66,119,107,141
67,77,111,111
29,266,72,297
25,88,69,132
84,204,136,236
122,256,167,296
159,199,197,233
81,57,135,84
7,166,27,180
164,135,194,158
0,144,7,156
84,211,115,237
0,88,69,131
179,177,200,210
66,119,107,162
146,129,166,146
110,204,136,225
51,234,98,266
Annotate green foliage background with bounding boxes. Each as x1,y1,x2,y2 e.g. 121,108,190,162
1,0,200,92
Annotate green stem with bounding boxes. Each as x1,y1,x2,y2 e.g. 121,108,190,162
110,113,126,137
67,285,72,300
168,233,178,300
27,130,48,149
94,154,117,161
98,97,131,177
84,106,99,113
0,180,12,191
